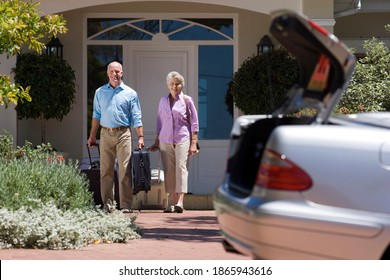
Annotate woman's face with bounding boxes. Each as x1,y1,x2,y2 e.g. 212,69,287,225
168,78,183,95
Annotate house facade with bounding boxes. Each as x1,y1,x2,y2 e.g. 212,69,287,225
0,0,389,196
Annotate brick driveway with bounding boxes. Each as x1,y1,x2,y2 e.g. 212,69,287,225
0,210,251,260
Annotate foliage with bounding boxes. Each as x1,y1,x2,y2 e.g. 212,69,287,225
0,75,31,108
13,53,76,121
0,131,90,211
13,53,76,143
336,34,390,114
0,203,141,249
0,130,54,161
0,158,94,211
226,48,299,115
0,130,14,159
0,0,67,107
0,131,142,249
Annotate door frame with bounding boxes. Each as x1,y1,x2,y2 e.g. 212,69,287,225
83,13,237,194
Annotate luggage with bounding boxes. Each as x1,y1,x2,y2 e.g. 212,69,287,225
131,148,151,194
80,144,119,208
132,168,168,211
131,151,168,211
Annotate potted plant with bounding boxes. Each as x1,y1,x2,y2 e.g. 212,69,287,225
13,53,76,144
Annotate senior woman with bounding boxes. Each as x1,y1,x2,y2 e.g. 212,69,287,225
149,71,199,213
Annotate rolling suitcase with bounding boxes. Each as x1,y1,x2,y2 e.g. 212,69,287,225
80,144,119,208
132,148,151,194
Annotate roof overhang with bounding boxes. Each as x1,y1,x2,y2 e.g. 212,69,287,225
334,0,390,18
34,0,302,15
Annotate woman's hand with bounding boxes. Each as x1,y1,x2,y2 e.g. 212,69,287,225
188,142,199,156
149,143,159,152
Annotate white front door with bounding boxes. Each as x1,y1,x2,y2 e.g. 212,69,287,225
127,45,193,137
127,45,199,192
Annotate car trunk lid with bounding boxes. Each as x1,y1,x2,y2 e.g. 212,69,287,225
269,10,355,123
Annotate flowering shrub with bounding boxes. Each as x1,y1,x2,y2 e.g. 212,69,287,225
0,131,56,161
0,203,141,249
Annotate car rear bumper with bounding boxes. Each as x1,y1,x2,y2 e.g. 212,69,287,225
214,182,389,260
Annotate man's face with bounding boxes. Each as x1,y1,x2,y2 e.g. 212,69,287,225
107,63,123,88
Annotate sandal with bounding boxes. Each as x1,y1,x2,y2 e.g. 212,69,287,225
164,205,175,213
174,204,184,213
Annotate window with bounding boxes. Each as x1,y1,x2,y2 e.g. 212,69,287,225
198,46,233,139
87,18,233,41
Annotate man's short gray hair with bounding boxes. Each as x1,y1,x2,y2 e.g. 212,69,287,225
107,61,122,73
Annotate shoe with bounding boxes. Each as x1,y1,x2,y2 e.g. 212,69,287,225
163,205,175,213
106,199,116,213
121,209,133,213
174,204,184,213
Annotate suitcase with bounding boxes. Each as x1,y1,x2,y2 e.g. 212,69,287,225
131,148,151,194
132,169,168,211
80,144,119,208
131,151,168,211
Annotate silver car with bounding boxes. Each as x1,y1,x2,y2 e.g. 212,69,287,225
213,10,390,260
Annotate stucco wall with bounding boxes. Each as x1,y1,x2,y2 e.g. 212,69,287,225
0,55,17,143
335,12,390,38
303,0,333,19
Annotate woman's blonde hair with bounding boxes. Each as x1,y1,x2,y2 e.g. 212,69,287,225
166,71,185,87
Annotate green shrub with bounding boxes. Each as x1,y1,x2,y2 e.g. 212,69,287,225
0,131,93,211
336,33,390,114
0,130,14,160
226,48,299,115
0,158,94,211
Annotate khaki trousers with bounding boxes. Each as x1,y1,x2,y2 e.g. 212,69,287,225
99,128,133,209
160,140,190,194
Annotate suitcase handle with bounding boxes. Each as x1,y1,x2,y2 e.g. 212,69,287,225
86,143,100,168
157,150,161,183
134,147,149,151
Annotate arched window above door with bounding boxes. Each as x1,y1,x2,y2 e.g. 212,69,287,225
87,18,233,41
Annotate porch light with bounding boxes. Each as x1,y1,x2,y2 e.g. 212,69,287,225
257,35,274,55
46,36,63,58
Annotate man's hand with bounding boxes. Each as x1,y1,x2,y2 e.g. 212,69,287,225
87,136,97,147
138,136,144,149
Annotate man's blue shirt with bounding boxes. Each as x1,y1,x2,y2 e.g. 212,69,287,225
92,82,143,128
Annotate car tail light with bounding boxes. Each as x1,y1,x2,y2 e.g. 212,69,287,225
256,149,312,191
